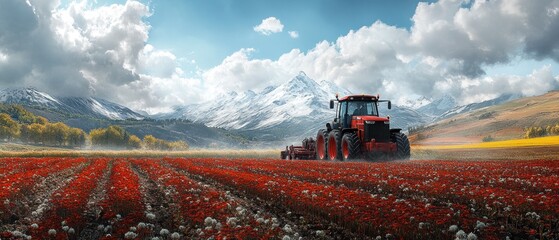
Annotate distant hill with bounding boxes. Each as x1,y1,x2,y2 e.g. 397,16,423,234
436,93,523,121
0,88,144,120
410,91,559,145
0,88,250,148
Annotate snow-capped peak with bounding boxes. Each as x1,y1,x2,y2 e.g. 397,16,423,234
0,87,61,107
0,87,144,120
399,96,431,110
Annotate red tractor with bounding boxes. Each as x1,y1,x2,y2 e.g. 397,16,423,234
281,94,410,161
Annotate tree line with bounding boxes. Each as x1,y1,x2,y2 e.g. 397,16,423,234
0,104,188,150
0,105,86,147
524,123,559,138
89,125,188,150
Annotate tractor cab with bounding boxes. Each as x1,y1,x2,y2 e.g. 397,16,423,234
329,94,390,130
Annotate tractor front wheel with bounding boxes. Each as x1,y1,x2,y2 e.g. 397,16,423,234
393,132,411,160
316,129,329,160
342,132,361,161
327,130,342,161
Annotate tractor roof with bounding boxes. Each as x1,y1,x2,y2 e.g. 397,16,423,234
338,94,379,101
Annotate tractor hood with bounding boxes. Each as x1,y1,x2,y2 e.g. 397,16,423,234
354,116,390,122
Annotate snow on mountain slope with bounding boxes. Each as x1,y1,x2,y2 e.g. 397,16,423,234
0,88,62,108
57,97,145,120
0,88,144,120
417,94,457,117
437,93,523,120
400,96,431,110
161,71,336,130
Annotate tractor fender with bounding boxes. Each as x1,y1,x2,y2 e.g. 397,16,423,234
390,128,402,133
341,128,358,135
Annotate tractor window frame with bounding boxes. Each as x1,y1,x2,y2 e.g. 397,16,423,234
347,100,379,117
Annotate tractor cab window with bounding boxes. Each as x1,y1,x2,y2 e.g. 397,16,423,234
338,100,379,128
348,101,378,117
339,101,348,128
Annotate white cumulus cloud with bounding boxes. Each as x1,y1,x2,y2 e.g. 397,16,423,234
1,0,559,113
253,17,284,35
207,0,559,106
288,31,299,39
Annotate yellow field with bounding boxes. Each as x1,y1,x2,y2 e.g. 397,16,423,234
414,135,559,150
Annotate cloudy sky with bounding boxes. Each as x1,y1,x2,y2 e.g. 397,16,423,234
1,0,559,113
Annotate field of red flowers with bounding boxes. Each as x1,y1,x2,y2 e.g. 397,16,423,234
1,157,558,239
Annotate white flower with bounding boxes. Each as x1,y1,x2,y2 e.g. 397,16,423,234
475,220,486,230
11,231,23,237
61,220,67,226
226,217,238,227
448,225,459,232
116,214,122,219
282,236,291,240
30,223,39,229
160,229,170,236
129,227,137,232
204,217,217,226
62,226,69,232
418,222,425,229
315,230,325,237
467,232,477,240
455,230,467,240
124,231,137,239
48,229,57,236
137,222,146,229
146,213,156,220
171,232,180,240
68,228,75,234
283,224,292,233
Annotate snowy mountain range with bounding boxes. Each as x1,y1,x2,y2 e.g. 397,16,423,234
0,78,523,144
0,88,144,120
157,72,433,141
157,70,523,142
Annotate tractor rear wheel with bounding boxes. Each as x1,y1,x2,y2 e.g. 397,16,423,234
393,132,411,160
327,130,342,161
316,129,329,160
342,132,361,161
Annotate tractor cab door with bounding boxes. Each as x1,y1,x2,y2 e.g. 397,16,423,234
339,101,350,128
